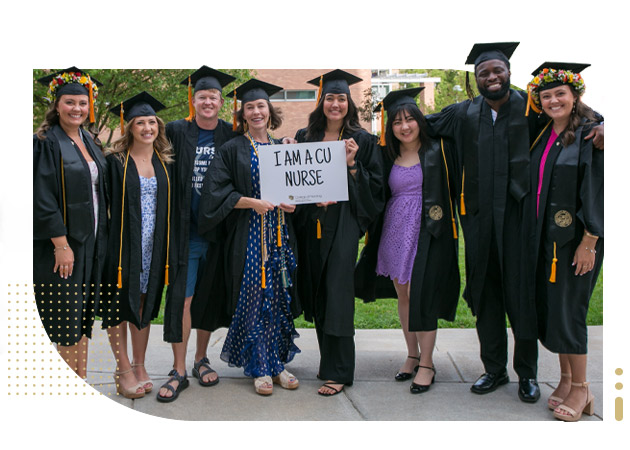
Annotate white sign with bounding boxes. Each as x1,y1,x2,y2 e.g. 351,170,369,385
258,141,349,205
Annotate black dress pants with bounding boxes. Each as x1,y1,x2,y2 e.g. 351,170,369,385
475,234,538,379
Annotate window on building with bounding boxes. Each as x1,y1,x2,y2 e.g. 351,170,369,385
270,90,317,102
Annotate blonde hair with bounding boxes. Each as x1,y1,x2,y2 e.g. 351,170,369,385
107,115,173,164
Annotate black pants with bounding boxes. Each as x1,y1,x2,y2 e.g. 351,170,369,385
314,319,355,384
475,234,538,379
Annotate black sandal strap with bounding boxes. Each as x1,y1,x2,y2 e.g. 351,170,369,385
407,355,421,361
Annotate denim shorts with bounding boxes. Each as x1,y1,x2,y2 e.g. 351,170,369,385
185,239,209,298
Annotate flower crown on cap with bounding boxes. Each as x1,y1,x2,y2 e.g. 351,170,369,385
45,70,99,102
526,68,585,113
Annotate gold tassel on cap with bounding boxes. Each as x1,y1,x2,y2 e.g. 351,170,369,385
186,76,195,121
364,231,369,246
317,219,321,239
88,79,95,124
119,102,125,134
526,90,542,117
379,103,386,146
233,89,238,131
549,242,558,283
316,75,323,104
117,267,122,289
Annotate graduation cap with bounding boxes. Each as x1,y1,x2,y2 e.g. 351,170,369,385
526,62,590,115
465,42,519,68
37,67,103,123
373,88,425,146
109,91,166,134
180,66,235,121
226,79,283,130
181,65,236,93
307,69,362,103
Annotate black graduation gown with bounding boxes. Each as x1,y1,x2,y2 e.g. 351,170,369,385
100,152,171,330
163,118,237,341
294,128,385,337
33,125,108,346
425,90,537,340
529,122,604,354
197,134,302,319
354,138,460,331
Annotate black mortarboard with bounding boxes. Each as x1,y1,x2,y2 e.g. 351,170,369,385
225,78,283,103
37,66,103,97
531,62,590,77
180,66,236,92
374,87,424,113
465,42,519,68
307,69,362,102
109,91,165,122
109,91,165,133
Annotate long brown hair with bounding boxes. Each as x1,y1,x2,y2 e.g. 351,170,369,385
107,116,173,163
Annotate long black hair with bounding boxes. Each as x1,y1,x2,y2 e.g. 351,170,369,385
305,92,363,140
384,102,431,162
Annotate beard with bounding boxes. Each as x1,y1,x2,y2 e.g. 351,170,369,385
478,79,511,101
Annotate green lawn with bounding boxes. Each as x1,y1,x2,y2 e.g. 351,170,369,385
155,234,604,329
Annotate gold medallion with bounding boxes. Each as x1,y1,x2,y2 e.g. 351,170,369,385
554,210,572,228
429,205,443,221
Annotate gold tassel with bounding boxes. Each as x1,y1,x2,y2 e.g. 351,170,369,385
452,218,458,239
88,80,95,124
185,76,194,121
364,231,369,246
526,90,542,117
117,267,122,289
460,169,466,216
440,138,458,241
117,151,130,289
232,89,238,131
119,102,125,134
317,219,321,239
316,75,323,104
261,265,266,289
549,242,557,283
164,265,169,286
379,104,386,146
277,223,282,247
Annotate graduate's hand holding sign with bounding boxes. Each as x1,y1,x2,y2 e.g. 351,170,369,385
257,140,349,206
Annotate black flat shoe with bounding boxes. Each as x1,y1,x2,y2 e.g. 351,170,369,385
395,355,420,382
410,365,436,394
518,378,540,403
470,370,509,395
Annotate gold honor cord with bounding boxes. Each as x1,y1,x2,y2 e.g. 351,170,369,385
117,148,171,289
246,131,273,289
440,139,458,240
60,156,67,225
530,120,553,151
317,126,346,240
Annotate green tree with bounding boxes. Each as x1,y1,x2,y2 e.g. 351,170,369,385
33,68,254,145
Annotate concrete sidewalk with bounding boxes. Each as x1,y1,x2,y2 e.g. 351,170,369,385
86,323,602,421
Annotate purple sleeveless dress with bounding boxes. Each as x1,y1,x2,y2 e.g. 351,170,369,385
376,163,423,284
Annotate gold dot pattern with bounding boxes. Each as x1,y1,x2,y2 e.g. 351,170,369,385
3,283,124,397
616,368,623,421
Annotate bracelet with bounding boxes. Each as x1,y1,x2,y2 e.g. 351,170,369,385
54,244,70,254
347,161,357,170
584,247,596,254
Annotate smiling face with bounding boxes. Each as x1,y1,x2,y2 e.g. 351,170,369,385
129,115,159,146
392,109,421,147
192,88,224,122
56,94,89,130
322,93,349,123
242,99,270,133
540,84,577,124
475,59,511,101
